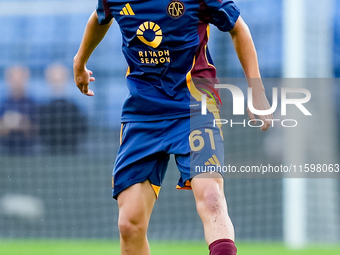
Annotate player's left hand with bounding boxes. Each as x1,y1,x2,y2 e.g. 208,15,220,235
73,64,95,96
247,87,273,131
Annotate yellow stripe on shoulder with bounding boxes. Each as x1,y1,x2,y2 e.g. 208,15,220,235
126,3,135,15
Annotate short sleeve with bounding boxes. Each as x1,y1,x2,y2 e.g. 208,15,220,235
199,0,240,32
97,0,113,25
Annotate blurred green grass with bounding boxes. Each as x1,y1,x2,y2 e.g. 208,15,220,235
0,240,340,255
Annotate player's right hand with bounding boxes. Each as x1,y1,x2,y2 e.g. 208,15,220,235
73,63,95,96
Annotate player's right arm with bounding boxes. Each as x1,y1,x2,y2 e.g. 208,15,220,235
73,11,113,96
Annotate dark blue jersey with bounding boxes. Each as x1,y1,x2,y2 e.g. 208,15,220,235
97,0,240,122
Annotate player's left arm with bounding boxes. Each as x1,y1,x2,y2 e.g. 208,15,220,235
229,16,273,131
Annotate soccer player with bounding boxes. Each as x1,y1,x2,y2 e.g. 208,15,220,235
73,1,272,255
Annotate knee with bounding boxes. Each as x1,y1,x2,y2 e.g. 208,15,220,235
118,215,148,240
196,187,226,217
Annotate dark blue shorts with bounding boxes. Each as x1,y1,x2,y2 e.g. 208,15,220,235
112,113,224,199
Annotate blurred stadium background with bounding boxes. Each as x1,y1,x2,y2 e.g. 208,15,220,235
0,0,340,254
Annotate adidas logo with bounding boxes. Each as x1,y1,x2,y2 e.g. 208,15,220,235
204,155,221,166
120,3,135,15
